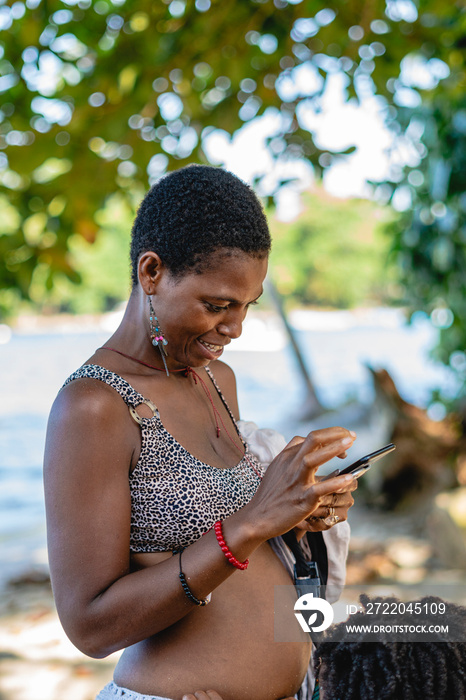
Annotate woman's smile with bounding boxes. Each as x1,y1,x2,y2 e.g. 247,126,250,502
197,338,227,359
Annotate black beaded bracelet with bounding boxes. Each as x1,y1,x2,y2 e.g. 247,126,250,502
178,549,211,607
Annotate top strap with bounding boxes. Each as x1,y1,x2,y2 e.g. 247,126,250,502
204,366,246,447
62,364,148,408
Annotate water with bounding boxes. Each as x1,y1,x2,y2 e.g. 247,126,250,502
0,308,456,584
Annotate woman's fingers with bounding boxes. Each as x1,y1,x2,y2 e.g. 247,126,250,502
299,428,355,461
281,428,357,479
322,480,359,503
295,491,356,532
308,426,356,441
296,501,354,532
312,473,356,496
311,495,355,520
294,473,355,525
322,491,355,510
300,439,355,484
285,435,306,449
300,474,357,523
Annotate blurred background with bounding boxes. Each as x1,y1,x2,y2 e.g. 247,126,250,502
1,0,466,698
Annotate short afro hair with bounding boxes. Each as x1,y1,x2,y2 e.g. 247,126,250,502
130,164,271,286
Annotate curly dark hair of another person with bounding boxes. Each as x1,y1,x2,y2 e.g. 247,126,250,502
129,164,271,286
314,594,466,700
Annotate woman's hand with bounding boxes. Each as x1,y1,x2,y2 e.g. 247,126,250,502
294,475,358,534
241,426,358,541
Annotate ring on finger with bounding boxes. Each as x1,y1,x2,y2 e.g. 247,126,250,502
322,506,340,527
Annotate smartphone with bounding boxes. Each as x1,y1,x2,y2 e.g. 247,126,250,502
324,443,396,480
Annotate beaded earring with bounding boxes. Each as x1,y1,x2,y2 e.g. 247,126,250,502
148,295,169,376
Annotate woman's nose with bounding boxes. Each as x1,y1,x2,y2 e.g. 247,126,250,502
217,313,243,339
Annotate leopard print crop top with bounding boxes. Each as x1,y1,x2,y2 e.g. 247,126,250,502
62,364,264,553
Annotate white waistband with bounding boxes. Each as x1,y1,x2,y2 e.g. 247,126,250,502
96,681,173,700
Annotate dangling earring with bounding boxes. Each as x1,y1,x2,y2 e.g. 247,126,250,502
148,296,169,377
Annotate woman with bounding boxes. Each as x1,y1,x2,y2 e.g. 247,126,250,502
44,165,357,700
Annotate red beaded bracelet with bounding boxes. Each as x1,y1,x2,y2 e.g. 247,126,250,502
214,520,249,570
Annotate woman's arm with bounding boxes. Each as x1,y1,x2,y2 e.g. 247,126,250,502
44,374,356,659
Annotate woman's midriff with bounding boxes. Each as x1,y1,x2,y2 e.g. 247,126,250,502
113,541,311,700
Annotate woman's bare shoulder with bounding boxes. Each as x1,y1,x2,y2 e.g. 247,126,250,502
208,359,236,380
46,375,139,475
50,373,130,426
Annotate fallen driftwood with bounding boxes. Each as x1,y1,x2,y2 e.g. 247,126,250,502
367,368,464,511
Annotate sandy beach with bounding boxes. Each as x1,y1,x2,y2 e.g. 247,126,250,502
0,573,118,700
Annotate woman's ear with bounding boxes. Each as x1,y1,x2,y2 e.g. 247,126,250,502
138,252,165,295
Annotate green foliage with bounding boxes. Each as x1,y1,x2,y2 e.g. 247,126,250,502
27,192,134,314
386,105,466,400
377,25,466,403
270,188,396,308
0,0,459,299
1,0,466,401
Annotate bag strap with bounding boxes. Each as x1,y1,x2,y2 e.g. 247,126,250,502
306,531,328,585
281,529,328,584
282,530,328,586
282,530,311,577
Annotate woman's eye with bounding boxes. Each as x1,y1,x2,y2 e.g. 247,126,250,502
206,303,227,313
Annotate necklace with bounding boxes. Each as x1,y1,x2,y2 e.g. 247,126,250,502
100,346,263,480
104,346,190,375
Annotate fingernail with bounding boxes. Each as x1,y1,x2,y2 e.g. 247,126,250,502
343,474,354,482
350,431,357,438
342,436,352,445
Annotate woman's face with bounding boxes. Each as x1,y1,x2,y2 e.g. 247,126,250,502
153,249,268,369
